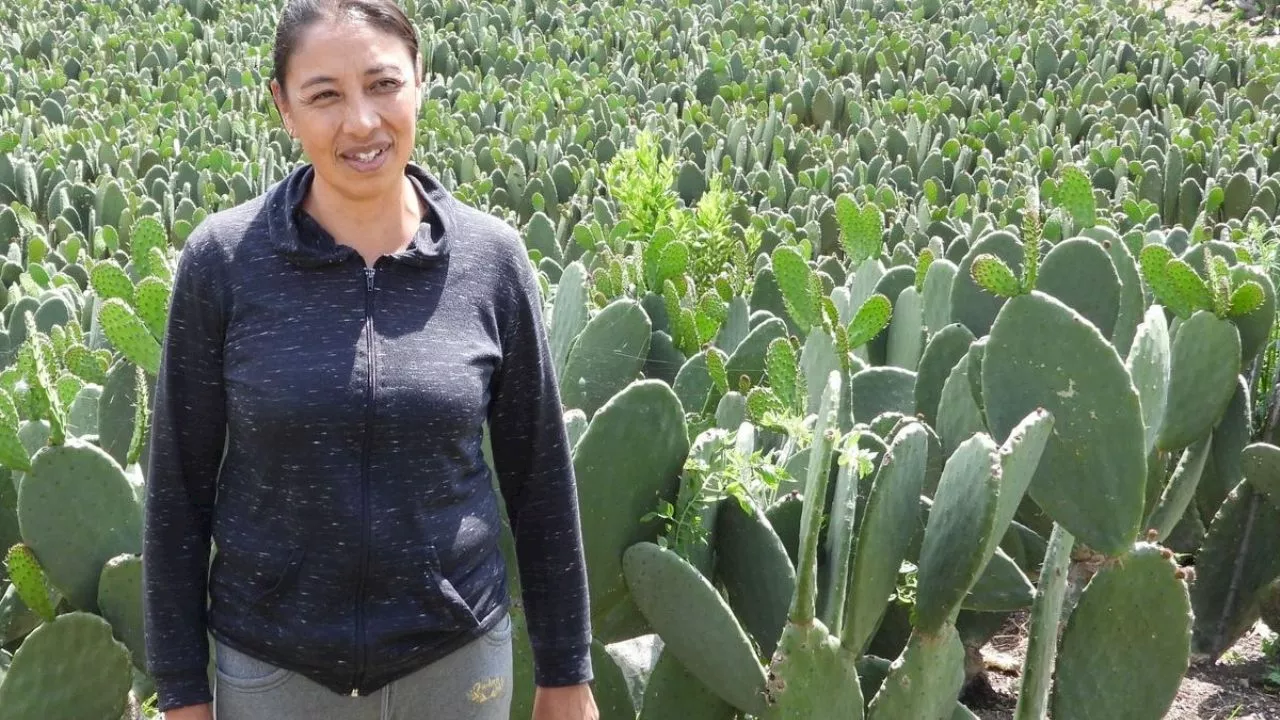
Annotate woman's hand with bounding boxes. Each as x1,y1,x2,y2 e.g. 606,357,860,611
162,703,213,720
532,683,599,720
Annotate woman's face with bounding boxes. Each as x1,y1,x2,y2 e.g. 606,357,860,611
270,17,421,203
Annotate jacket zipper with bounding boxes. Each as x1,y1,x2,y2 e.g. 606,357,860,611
351,264,377,696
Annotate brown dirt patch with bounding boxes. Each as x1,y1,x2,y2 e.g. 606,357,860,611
1141,0,1279,45
961,615,1280,719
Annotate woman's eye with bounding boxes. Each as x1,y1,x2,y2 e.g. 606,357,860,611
310,90,337,102
377,79,402,90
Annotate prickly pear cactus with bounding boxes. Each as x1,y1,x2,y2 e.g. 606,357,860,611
0,611,134,720
16,438,142,613
2,543,55,622
1050,543,1192,719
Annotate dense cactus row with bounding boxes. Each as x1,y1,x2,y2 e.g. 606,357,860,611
3,0,1280,717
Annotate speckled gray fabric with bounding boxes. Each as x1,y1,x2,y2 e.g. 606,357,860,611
142,162,592,713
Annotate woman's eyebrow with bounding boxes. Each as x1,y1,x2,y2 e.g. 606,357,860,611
299,65,403,90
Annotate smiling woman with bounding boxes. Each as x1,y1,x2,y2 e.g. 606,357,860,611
268,0,426,264
139,1,600,720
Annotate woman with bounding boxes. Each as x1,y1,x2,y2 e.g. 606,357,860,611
141,1,599,718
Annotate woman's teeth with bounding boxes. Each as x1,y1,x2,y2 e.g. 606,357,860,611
352,148,384,161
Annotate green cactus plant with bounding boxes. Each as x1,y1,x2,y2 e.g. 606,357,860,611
983,291,1146,556
1055,164,1097,229
1050,543,1192,719
836,195,884,266
15,438,143,613
759,370,866,720
0,611,134,720
847,294,892,349
3,543,56,623
969,254,1022,298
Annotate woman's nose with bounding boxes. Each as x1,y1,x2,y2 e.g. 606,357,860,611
342,97,380,135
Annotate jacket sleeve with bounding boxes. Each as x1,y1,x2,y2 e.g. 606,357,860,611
487,233,594,688
142,228,229,712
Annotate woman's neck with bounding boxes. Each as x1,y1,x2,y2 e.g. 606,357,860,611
303,172,425,267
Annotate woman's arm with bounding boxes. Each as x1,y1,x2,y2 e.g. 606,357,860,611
486,232,595,690
142,227,230,713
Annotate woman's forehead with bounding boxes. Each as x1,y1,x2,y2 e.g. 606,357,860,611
288,19,415,79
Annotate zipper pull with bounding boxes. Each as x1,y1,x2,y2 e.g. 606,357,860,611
365,266,375,291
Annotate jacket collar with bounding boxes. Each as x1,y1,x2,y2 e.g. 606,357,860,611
265,162,455,268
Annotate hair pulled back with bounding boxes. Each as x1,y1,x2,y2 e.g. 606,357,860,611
271,0,422,94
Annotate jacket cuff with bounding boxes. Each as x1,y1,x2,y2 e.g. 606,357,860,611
153,668,213,713
533,644,594,688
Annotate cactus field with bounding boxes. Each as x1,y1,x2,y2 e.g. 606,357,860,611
3,0,1280,717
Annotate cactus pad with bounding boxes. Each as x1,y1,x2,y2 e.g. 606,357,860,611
970,254,1021,298
3,543,55,622
1056,165,1097,228
914,432,1000,633
1157,310,1241,452
97,553,144,671
714,496,795,660
560,298,652,418
623,541,767,715
1241,442,1280,513
913,323,976,427
842,422,928,653
847,293,892,349
129,216,166,278
1139,245,1198,319
133,276,171,341
761,619,864,720
589,640,637,720
935,351,985,457
0,611,133,720
765,337,799,413
836,195,883,264
772,246,822,331
1228,280,1264,317
98,299,160,376
1228,264,1276,366
574,380,687,642
951,230,1023,337
1050,543,1191,720
963,547,1033,611
1125,304,1172,455
639,649,738,720
1036,237,1121,339
88,261,134,305
16,438,142,613
1190,481,1280,658
982,292,1146,556
885,286,924,371
866,626,966,720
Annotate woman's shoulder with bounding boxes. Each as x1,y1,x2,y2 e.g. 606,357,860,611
444,199,530,269
177,185,281,274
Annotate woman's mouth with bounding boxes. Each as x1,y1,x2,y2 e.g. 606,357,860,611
341,144,390,172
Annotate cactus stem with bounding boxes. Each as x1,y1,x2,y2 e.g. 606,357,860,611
820,433,863,636
1014,523,1074,720
790,371,841,625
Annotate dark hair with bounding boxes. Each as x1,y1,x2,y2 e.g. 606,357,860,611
271,0,421,95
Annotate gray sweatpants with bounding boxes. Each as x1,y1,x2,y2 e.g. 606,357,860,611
212,613,513,720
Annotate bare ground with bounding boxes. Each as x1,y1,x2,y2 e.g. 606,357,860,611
1140,0,1280,45
963,614,1280,719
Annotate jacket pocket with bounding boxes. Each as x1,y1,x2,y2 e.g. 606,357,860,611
425,544,480,629
250,546,305,607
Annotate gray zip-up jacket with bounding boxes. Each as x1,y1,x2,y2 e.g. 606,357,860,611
141,162,593,712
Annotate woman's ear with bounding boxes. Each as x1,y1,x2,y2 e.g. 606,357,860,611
269,79,293,136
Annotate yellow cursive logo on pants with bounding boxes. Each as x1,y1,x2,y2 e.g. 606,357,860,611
469,677,504,704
